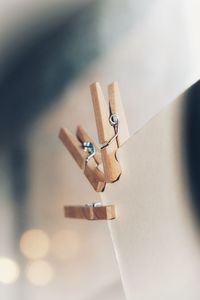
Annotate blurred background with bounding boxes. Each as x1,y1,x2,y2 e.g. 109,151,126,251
0,0,199,299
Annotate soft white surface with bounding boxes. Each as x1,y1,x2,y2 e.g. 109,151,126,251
102,93,200,299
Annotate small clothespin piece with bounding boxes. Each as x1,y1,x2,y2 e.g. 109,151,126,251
64,203,116,220
59,81,129,192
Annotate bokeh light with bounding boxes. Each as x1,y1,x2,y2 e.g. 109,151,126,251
51,229,80,260
20,229,50,259
0,257,20,284
26,260,54,286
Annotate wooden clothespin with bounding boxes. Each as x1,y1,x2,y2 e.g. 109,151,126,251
64,203,116,220
59,82,129,192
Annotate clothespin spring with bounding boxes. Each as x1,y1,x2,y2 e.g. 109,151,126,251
101,114,119,150
82,113,119,163
82,141,96,162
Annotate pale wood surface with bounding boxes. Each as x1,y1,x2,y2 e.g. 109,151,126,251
60,82,129,187
59,126,106,192
64,205,116,220
90,82,129,182
59,127,86,169
76,125,102,165
90,82,119,182
108,82,129,147
90,82,113,144
84,161,105,192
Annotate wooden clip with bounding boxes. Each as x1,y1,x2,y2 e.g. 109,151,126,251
64,203,116,220
59,82,129,191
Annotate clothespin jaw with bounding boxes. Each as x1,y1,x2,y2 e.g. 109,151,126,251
64,203,116,220
59,81,129,192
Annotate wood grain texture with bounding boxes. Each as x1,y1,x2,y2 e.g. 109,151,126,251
76,125,106,192
76,125,102,165
84,161,106,192
59,127,86,169
90,82,121,182
59,82,129,187
108,82,130,147
64,205,116,220
90,82,112,144
59,126,106,192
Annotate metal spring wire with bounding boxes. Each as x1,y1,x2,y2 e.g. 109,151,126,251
83,114,119,162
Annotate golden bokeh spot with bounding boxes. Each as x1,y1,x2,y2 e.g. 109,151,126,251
20,229,50,259
0,257,20,284
26,260,54,286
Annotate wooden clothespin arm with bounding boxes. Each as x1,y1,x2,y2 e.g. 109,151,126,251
90,82,129,182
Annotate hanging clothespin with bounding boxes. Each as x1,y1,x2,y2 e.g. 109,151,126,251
59,81,129,192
